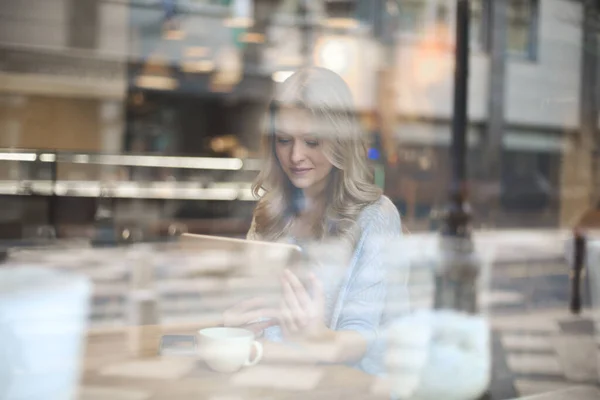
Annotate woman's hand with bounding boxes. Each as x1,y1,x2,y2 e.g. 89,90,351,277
280,269,328,341
223,297,279,335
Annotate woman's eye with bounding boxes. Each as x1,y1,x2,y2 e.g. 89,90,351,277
276,136,291,144
305,140,319,148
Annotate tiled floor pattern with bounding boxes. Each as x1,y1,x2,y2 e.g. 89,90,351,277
487,260,599,399
490,312,599,399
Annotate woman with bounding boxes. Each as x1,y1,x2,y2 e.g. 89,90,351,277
224,67,402,375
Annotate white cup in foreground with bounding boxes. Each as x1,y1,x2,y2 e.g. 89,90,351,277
198,327,263,373
0,267,91,400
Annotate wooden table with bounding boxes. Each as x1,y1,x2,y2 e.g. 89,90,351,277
79,330,390,400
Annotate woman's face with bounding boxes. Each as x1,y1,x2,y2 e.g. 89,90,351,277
274,108,333,196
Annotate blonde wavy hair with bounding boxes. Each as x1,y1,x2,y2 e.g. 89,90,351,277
251,67,382,248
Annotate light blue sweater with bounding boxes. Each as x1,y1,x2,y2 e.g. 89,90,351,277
247,195,403,375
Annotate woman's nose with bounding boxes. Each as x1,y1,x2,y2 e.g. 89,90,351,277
290,142,306,163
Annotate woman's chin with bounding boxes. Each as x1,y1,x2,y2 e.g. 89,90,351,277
289,178,313,189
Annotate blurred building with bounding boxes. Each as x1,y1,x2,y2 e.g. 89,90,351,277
0,0,127,151
0,0,128,238
381,0,586,229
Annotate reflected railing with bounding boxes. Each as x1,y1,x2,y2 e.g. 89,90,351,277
0,149,261,245
0,149,261,201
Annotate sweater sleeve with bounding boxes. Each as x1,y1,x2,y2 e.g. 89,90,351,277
335,197,402,375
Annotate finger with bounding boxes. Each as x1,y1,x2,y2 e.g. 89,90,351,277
280,313,290,338
282,277,304,314
284,270,312,309
282,280,308,328
280,302,298,333
308,273,325,320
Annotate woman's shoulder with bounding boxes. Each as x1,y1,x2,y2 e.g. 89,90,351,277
357,195,401,233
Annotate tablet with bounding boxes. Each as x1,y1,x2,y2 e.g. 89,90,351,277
178,233,304,279
176,234,306,328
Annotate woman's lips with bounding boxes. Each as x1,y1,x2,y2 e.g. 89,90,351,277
290,168,312,175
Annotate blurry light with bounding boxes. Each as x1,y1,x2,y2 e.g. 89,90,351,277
185,47,210,58
272,71,294,83
39,153,56,162
418,156,431,170
182,60,215,74
66,155,243,170
136,75,178,91
316,38,351,74
210,82,235,93
277,55,303,66
144,55,169,67
239,32,265,44
209,135,239,153
0,152,36,162
31,181,54,195
232,147,248,159
73,154,90,164
54,182,101,197
0,181,20,195
211,47,243,90
54,183,67,196
132,92,145,106
211,138,226,153
6,181,54,195
323,18,359,29
368,148,380,161
164,29,186,40
238,188,257,201
224,17,253,28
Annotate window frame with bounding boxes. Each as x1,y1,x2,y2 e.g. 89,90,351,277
505,0,539,62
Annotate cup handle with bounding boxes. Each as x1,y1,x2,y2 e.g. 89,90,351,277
244,340,263,367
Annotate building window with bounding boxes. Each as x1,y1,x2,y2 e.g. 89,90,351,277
472,0,539,59
67,0,99,50
507,0,538,60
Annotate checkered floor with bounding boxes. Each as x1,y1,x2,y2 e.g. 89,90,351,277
486,261,599,399
489,311,598,399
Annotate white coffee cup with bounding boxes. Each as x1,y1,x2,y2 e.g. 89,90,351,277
197,327,263,373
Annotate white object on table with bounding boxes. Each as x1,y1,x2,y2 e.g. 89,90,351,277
0,266,91,400
386,310,491,400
